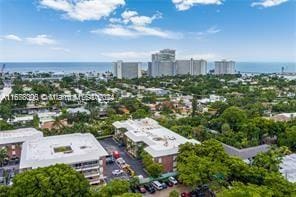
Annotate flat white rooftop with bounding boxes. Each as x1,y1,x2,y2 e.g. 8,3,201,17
113,118,199,157
0,128,43,145
20,133,108,169
280,154,296,183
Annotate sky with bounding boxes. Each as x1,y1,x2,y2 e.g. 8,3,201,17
0,0,295,62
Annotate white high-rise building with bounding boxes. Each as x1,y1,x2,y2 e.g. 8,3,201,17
149,49,208,77
113,61,142,79
151,49,175,77
214,60,235,75
175,60,191,75
175,59,207,75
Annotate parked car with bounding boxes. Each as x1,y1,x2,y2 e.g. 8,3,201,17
165,180,174,187
159,180,168,189
137,185,146,193
181,192,191,197
168,176,178,185
112,151,120,159
144,184,156,194
106,156,114,164
116,157,126,167
152,181,163,190
112,169,124,176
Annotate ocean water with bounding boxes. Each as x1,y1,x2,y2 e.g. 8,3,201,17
0,62,295,74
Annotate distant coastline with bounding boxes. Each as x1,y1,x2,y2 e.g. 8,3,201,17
0,62,295,74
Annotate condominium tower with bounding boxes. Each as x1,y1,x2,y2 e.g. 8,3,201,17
214,60,236,75
150,49,176,77
113,61,142,79
175,59,207,75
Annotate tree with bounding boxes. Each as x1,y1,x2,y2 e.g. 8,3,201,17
0,120,13,130
98,179,130,197
129,176,140,189
278,126,296,151
140,151,163,178
221,123,231,134
132,109,149,119
10,164,90,197
52,116,65,131
177,140,230,187
147,162,163,178
217,182,273,197
33,114,40,128
191,95,197,117
169,189,179,197
0,103,12,120
220,106,247,131
0,147,7,166
0,185,10,197
115,193,141,197
252,148,285,172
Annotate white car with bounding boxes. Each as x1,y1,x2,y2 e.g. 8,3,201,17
168,176,178,185
112,169,124,176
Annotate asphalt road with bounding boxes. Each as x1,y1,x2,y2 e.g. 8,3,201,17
99,137,148,180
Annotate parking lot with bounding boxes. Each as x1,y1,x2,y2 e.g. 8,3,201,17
99,137,147,182
144,185,191,197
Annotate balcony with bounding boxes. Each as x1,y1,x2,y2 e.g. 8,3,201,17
74,164,100,172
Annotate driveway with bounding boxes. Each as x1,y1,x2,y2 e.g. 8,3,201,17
99,137,148,181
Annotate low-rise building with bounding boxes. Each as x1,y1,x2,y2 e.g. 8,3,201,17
222,143,270,162
280,154,296,183
269,112,296,122
0,128,43,160
19,133,108,185
113,118,199,172
145,88,169,96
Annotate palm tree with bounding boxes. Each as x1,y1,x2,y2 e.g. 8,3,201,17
0,147,7,166
52,116,65,132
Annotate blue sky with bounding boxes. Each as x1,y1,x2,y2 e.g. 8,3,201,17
0,0,295,62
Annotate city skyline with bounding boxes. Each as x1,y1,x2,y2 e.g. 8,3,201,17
0,0,296,62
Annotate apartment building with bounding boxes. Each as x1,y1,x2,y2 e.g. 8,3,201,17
19,133,108,185
215,60,236,75
113,118,199,172
175,59,207,75
113,61,142,79
0,128,43,160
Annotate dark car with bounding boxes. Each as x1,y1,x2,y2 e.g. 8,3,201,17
137,185,146,193
165,180,174,187
160,181,168,189
105,156,114,164
144,184,156,194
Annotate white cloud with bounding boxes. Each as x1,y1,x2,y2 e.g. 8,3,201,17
4,34,22,41
190,26,221,39
251,0,289,7
179,52,219,60
92,24,137,37
120,10,162,26
39,0,125,21
51,47,70,52
92,25,182,39
92,10,182,39
26,35,57,45
100,51,153,60
172,0,223,11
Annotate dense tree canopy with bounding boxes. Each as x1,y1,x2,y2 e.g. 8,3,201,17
9,164,90,197
177,140,296,196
